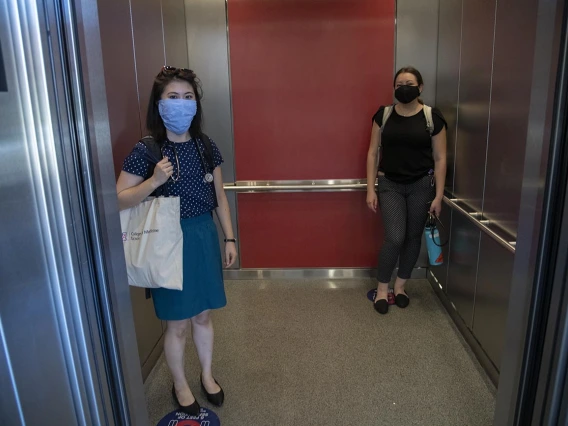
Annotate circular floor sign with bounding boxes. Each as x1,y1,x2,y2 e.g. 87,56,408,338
156,408,220,426
367,288,395,305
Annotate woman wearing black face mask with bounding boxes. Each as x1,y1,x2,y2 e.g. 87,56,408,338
366,66,447,315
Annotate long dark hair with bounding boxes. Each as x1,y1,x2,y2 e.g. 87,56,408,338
393,66,424,87
393,66,425,104
146,67,205,143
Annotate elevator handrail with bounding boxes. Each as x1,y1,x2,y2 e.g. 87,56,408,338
443,196,516,254
222,179,517,254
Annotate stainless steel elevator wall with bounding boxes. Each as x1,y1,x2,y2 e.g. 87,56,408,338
447,212,481,328
485,1,538,238
163,0,190,68
395,0,440,107
432,0,543,374
97,0,143,176
98,0,190,379
454,0,496,211
473,234,515,368
435,0,462,193
131,0,166,128
183,0,240,267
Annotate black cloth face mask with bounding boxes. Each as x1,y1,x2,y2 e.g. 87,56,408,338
395,85,421,104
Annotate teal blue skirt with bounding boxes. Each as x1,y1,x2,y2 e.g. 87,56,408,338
151,213,227,320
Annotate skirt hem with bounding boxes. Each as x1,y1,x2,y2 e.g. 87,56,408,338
155,301,227,321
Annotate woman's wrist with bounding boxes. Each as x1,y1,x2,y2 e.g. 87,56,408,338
148,175,159,190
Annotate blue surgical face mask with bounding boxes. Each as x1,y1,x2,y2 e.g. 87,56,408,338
158,99,197,136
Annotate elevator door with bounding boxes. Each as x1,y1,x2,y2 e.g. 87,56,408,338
0,0,148,424
227,0,395,268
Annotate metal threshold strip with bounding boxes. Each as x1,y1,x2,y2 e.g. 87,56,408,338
223,267,428,280
223,179,370,192
443,196,516,253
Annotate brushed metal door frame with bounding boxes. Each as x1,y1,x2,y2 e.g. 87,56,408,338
528,3,568,423
530,137,568,424
0,2,97,423
494,0,566,424
1,0,149,424
70,0,151,423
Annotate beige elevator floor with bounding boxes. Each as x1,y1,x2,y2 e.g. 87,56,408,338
144,279,496,426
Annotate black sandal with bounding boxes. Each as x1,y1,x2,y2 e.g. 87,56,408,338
172,384,201,416
374,299,389,315
201,375,225,407
395,293,410,309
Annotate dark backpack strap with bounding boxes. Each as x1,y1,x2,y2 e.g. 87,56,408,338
140,136,162,164
198,134,219,209
139,136,165,197
199,133,215,171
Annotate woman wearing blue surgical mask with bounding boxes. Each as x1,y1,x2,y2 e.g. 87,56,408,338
366,66,447,315
116,67,237,415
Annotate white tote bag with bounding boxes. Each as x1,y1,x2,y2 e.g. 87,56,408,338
120,197,183,290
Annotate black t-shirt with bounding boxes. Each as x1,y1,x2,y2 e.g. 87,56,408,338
373,105,447,184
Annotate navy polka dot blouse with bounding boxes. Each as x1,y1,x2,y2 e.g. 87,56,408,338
122,138,224,218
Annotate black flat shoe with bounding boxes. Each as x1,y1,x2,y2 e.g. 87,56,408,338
374,299,389,315
201,375,225,407
395,293,410,309
172,384,201,416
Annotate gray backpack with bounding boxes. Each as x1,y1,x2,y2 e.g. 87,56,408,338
381,104,435,136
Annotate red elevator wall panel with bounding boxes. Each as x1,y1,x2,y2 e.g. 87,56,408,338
227,0,395,180
238,192,383,268
227,0,394,267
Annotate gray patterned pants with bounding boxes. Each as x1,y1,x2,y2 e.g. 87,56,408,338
376,174,435,283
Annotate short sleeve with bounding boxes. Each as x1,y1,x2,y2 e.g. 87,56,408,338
372,106,386,127
122,142,151,178
210,140,224,168
432,107,448,136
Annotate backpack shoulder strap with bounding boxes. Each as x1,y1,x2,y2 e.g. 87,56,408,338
423,105,434,136
381,105,394,132
199,133,216,171
139,136,164,196
140,136,162,164
198,134,219,209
